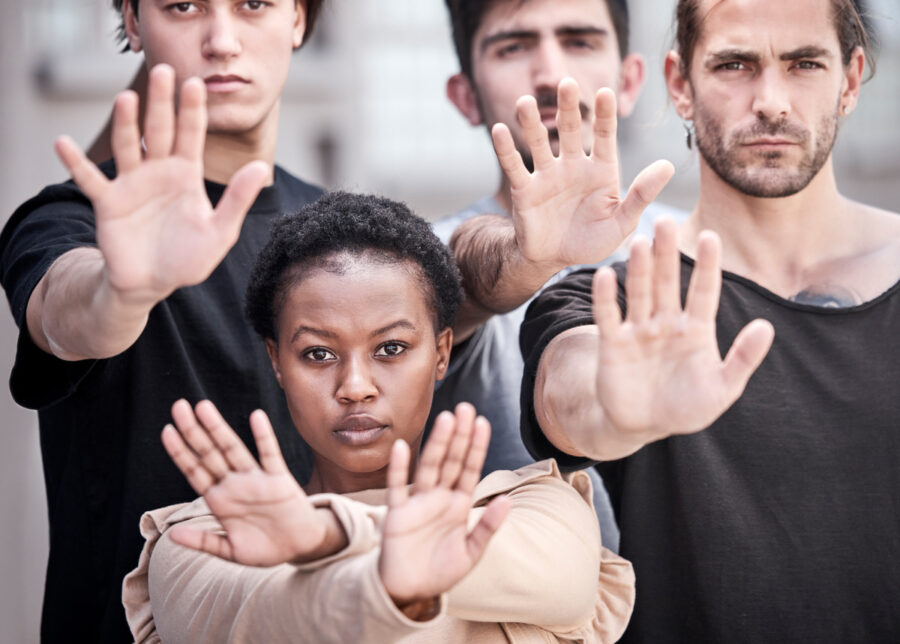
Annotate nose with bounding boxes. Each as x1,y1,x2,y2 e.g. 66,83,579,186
202,11,242,60
336,356,378,403
532,40,570,92
751,66,791,121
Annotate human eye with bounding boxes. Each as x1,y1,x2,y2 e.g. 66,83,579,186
563,36,598,52
303,347,336,363
165,2,199,14
240,0,270,11
716,61,748,72
374,342,407,358
794,60,824,71
495,40,527,58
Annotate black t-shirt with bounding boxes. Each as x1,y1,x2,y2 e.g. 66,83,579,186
0,163,323,643
520,258,900,642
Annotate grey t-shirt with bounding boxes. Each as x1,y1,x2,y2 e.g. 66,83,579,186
431,196,686,552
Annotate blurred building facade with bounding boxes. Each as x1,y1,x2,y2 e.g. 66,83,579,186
0,1,897,640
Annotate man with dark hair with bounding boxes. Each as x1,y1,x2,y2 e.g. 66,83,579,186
508,0,900,640
0,1,325,641
432,0,682,549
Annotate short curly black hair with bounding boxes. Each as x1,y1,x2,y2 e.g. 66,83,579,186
246,191,463,343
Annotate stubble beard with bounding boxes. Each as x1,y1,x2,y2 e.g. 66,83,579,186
693,96,840,198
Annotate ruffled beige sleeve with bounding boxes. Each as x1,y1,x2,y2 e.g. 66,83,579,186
122,495,445,644
447,460,635,643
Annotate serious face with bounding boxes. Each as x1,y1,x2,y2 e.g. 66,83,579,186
450,0,643,169
265,254,451,493
676,0,861,198
124,0,305,135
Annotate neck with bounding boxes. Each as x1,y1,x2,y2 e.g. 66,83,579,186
305,453,420,496
201,101,280,186
681,157,857,278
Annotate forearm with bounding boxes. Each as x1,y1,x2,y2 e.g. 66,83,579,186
535,327,653,462
26,247,159,361
450,215,561,342
447,472,601,630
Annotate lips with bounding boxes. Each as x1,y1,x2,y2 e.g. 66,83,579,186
333,414,388,447
204,74,249,93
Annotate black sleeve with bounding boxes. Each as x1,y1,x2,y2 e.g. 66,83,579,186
518,265,630,472
0,180,102,409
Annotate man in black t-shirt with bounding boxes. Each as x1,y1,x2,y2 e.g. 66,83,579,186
453,0,900,640
0,1,326,641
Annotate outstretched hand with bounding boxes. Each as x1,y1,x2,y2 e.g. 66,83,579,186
378,403,511,606
492,78,674,272
590,219,775,453
161,399,337,567
54,64,268,307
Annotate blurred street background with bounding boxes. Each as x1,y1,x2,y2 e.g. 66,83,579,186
1,2,897,640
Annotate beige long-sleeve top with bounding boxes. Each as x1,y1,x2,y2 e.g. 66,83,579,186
123,459,634,643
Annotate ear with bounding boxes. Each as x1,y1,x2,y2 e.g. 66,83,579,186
123,0,143,53
616,53,646,118
665,50,694,120
264,338,284,388
446,73,484,126
839,46,865,117
434,327,453,381
292,0,308,49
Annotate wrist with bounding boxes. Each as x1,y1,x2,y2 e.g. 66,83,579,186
392,596,441,622
290,508,348,564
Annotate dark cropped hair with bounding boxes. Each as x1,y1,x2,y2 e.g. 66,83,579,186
445,0,630,79
246,191,463,343
111,0,324,52
674,0,877,79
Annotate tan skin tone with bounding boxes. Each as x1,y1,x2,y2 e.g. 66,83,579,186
161,256,511,616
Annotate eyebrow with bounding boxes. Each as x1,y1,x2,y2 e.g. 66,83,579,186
370,320,418,338
289,320,418,345
706,46,834,67
290,325,336,345
479,26,609,53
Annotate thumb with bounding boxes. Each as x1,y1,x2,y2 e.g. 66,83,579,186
465,495,511,563
617,159,675,229
721,318,775,400
214,160,270,244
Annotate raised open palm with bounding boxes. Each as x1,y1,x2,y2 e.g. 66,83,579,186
591,219,775,449
378,403,511,605
54,64,268,305
161,399,328,567
492,78,674,272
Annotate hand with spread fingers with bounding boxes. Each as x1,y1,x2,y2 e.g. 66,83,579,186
378,403,511,606
589,219,775,456
492,77,674,273
54,64,269,307
161,399,343,567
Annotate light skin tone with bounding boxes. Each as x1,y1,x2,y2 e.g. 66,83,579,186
445,0,666,342
160,258,511,617
450,78,674,342
533,0,900,462
667,0,900,304
27,0,305,362
447,0,645,214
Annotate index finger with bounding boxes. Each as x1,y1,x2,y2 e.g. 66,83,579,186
194,400,259,473
249,409,290,474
